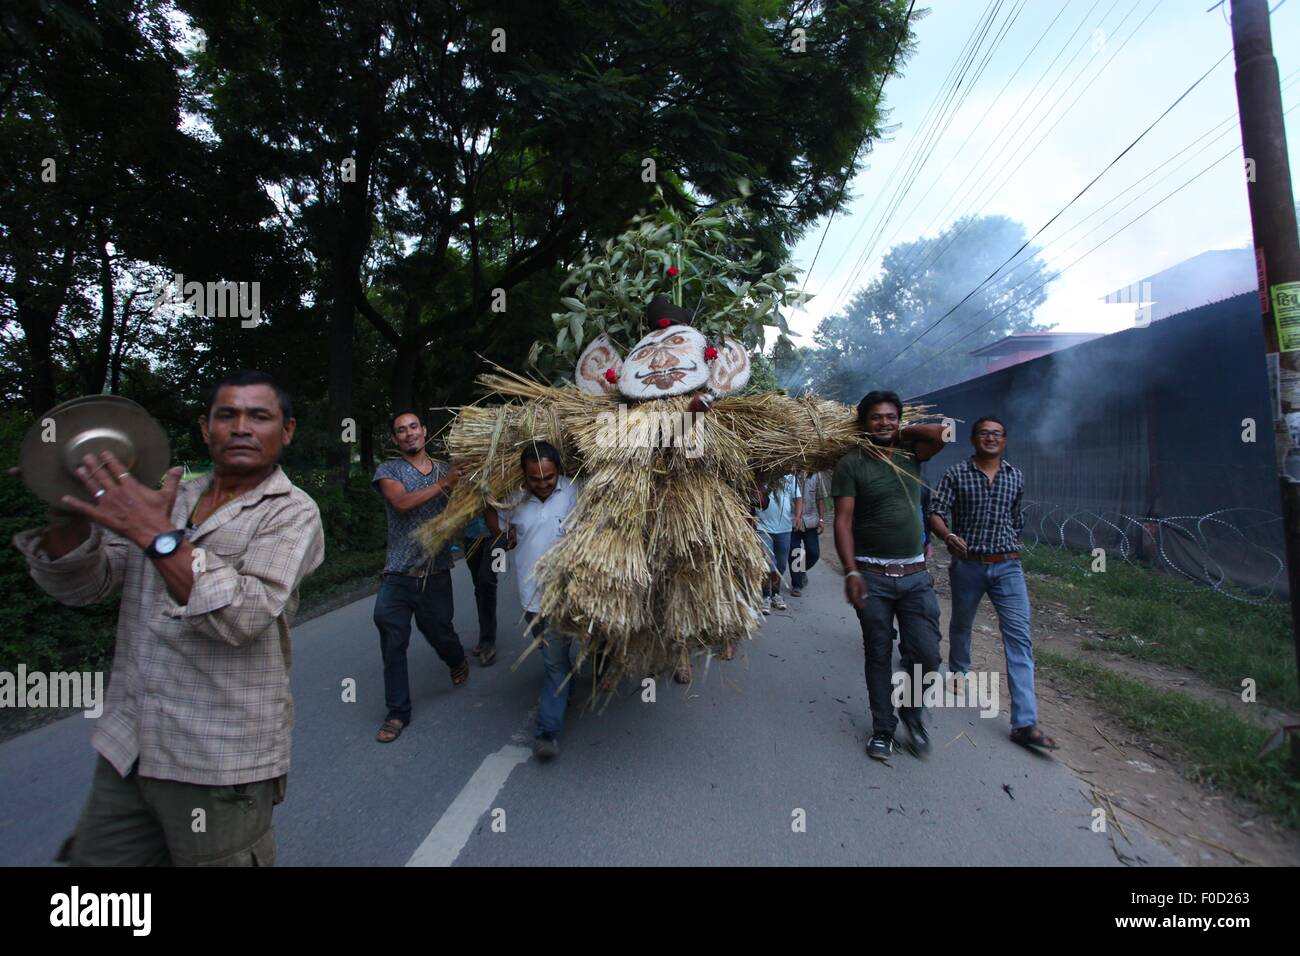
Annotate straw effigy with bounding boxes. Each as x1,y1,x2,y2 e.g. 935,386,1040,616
415,364,938,687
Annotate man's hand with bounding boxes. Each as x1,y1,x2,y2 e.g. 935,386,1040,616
10,464,83,526
944,533,969,559
504,527,518,551
59,451,184,549
687,392,714,415
816,517,825,535
845,572,867,609
442,463,463,491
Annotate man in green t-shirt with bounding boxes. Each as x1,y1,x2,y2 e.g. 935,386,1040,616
831,390,947,761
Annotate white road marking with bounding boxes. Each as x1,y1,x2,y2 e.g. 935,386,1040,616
406,742,532,867
406,704,538,868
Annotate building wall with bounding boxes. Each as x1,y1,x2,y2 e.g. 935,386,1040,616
912,293,1286,595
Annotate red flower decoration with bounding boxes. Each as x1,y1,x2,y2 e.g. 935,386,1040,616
667,266,679,276
657,318,671,329
604,368,618,383
704,346,719,361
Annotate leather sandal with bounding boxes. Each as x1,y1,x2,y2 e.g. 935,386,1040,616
375,718,405,743
1011,725,1059,751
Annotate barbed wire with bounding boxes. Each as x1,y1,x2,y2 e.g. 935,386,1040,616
1018,501,1287,606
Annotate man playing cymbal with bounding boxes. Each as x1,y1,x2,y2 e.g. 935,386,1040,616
12,370,323,866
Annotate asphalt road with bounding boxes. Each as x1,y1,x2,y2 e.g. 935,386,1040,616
0,551,1176,866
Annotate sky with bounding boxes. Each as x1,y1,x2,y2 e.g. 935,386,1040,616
784,0,1300,348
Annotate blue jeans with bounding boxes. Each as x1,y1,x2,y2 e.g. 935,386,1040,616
524,611,573,736
373,573,466,724
758,530,791,596
789,526,821,589
948,558,1037,729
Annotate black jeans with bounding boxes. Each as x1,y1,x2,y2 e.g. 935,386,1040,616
852,568,943,737
790,526,821,589
462,535,503,646
373,572,466,724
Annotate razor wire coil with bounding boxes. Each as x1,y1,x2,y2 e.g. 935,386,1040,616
1018,501,1286,606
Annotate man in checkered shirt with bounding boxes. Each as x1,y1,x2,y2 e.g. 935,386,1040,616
12,371,324,864
927,415,1056,751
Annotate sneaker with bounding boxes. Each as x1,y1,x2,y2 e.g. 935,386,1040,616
790,588,802,597
866,734,896,760
760,598,772,615
770,593,788,611
901,717,931,757
532,732,559,759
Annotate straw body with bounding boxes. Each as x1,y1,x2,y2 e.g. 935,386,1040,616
414,368,935,686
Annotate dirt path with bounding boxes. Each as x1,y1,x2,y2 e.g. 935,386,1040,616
825,545,1300,866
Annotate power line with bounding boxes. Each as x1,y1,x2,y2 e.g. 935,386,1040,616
884,0,1159,309
892,94,1300,389
873,0,1167,344
859,26,1232,380
916,66,1300,354
878,0,1071,287
832,0,1112,313
891,146,1249,389
827,0,1019,311
808,0,1003,298
795,0,917,301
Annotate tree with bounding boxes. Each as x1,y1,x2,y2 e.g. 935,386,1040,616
535,196,808,379
771,336,819,394
0,0,287,415
813,214,1058,401
179,0,917,482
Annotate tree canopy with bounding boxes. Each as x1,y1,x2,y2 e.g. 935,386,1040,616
2,0,918,481
802,213,1058,402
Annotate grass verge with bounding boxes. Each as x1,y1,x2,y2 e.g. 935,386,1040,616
298,548,386,613
1022,546,1298,712
1038,650,1300,830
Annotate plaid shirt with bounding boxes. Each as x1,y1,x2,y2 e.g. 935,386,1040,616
928,457,1025,555
12,467,324,786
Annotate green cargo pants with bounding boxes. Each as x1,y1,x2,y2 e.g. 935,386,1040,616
60,756,286,866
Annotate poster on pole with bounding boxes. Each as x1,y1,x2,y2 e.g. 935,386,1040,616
1272,281,1300,352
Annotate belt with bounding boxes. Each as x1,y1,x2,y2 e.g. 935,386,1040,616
385,567,449,578
856,560,927,577
963,552,1020,564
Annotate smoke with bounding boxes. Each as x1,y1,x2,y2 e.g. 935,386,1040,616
1004,332,1147,447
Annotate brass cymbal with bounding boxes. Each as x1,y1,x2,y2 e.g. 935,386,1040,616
19,395,170,505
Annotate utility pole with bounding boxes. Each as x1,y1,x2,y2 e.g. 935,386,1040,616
1231,0,1300,769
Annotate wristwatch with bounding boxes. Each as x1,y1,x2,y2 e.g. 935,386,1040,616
145,529,186,559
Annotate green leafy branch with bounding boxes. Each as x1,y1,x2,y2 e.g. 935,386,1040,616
530,193,810,379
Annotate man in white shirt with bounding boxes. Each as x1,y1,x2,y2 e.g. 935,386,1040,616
486,441,579,759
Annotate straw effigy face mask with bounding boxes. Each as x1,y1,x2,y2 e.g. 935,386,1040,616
622,325,708,396
574,327,752,399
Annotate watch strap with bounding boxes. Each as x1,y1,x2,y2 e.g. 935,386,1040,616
145,529,186,558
